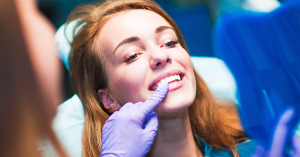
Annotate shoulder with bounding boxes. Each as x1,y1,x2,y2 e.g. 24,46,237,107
236,139,258,157
53,94,85,131
212,140,257,157
197,136,257,157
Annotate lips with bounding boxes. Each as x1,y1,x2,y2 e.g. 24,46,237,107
149,69,184,91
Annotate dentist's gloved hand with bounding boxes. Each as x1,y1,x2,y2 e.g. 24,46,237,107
100,83,169,157
253,107,300,157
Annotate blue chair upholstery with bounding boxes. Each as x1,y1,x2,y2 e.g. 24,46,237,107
214,1,300,143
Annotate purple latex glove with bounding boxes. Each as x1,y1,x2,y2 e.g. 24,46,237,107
100,83,169,157
254,107,300,157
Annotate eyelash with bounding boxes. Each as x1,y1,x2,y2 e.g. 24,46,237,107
161,39,179,48
124,39,179,63
124,53,140,63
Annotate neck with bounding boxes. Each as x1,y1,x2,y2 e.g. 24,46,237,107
148,110,203,157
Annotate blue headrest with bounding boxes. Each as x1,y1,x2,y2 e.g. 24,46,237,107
214,1,300,143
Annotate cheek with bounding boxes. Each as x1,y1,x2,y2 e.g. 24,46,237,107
175,49,193,70
107,62,149,104
181,52,197,98
172,48,195,82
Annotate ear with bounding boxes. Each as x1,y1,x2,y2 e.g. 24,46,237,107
97,89,121,113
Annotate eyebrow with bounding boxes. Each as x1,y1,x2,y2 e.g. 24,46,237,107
113,36,140,54
155,26,174,34
113,26,175,54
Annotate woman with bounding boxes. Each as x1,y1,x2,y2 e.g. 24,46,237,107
66,0,251,156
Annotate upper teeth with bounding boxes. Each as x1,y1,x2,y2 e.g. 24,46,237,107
157,75,181,87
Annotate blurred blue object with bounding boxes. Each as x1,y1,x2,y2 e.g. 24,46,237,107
214,1,300,147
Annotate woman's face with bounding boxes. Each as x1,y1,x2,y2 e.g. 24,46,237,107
98,9,196,116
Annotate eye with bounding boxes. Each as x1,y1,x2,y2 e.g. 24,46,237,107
124,53,140,63
161,39,178,48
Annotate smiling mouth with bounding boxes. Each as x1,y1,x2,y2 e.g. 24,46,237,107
149,74,184,91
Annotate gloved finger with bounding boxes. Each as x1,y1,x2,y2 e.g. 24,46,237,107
119,102,133,112
127,102,134,108
143,112,158,138
139,83,168,122
269,107,295,157
106,110,118,122
292,134,300,157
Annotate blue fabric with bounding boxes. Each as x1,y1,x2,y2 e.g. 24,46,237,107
196,136,257,157
214,1,300,144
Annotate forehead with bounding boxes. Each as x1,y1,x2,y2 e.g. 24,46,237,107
98,9,172,51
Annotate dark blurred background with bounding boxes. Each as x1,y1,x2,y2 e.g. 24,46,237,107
37,0,283,102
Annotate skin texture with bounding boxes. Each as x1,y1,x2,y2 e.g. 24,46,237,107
97,10,201,157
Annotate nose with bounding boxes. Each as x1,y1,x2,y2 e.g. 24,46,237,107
150,48,171,69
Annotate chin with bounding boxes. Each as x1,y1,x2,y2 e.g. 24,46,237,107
155,89,196,117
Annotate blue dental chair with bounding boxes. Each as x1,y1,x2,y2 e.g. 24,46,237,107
214,1,300,147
